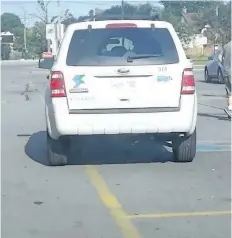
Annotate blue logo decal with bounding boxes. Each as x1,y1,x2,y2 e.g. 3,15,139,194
73,75,85,88
157,75,172,82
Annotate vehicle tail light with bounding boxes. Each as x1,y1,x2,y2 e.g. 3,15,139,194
50,71,66,97
181,68,195,95
105,23,137,28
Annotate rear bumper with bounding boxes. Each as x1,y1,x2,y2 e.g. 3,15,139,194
69,107,180,114
46,95,197,139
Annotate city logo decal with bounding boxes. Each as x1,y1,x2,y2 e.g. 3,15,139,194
73,75,85,88
70,75,88,93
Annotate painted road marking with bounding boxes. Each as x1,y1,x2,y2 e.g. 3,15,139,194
127,210,232,219
86,165,141,238
197,150,231,153
197,140,231,144
199,97,226,101
197,144,231,152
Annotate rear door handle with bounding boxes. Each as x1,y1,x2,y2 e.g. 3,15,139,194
119,98,130,102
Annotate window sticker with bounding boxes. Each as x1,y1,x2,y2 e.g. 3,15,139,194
157,75,172,82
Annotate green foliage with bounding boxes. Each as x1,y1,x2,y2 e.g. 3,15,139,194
1,13,24,31
61,10,78,25
35,0,50,23
196,1,231,44
1,1,231,59
28,21,47,55
160,1,217,15
1,44,11,60
82,3,161,21
1,13,24,51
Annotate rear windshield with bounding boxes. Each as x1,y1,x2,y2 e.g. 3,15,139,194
66,27,179,66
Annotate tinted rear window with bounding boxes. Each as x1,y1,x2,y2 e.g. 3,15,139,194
66,27,179,66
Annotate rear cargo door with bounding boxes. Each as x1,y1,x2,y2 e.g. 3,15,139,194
63,21,184,111
64,64,183,110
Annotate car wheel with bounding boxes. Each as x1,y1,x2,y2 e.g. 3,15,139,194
46,132,70,166
204,68,211,83
217,68,224,84
172,129,196,162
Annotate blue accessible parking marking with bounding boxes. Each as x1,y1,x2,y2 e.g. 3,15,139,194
197,144,231,152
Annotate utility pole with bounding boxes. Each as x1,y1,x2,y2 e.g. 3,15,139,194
121,0,125,46
22,8,28,59
57,0,61,47
45,6,51,52
121,0,124,20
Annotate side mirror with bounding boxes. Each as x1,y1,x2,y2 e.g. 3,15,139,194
208,56,213,60
38,56,54,69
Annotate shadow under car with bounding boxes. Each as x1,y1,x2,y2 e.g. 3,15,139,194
25,131,174,166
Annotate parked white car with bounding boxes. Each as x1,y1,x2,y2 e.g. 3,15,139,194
39,20,197,166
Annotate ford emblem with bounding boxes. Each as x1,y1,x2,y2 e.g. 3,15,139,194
117,68,130,75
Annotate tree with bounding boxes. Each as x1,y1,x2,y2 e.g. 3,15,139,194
33,0,78,26
219,1,231,43
31,0,57,52
1,44,11,60
191,1,231,45
1,13,24,31
159,1,215,16
27,21,47,56
136,3,161,19
159,1,219,45
32,0,51,23
32,1,79,50
61,9,78,26
82,3,161,21
1,13,24,52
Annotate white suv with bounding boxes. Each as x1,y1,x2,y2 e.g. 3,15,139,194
41,20,197,166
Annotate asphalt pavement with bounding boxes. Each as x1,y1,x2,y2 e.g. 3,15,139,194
1,62,231,238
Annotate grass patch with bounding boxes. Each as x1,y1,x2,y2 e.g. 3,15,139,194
190,56,208,65
192,60,206,65
191,56,208,61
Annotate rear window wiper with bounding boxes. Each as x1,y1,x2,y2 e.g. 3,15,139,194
127,54,163,62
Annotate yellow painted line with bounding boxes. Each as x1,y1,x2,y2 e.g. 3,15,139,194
86,165,141,238
127,210,232,219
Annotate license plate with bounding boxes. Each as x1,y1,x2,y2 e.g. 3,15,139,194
111,79,136,89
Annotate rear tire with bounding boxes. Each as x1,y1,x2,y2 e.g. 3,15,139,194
204,68,211,83
172,129,197,162
47,132,70,166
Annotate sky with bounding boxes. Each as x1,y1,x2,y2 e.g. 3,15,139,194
1,0,160,27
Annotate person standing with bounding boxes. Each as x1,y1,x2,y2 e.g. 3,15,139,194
222,41,232,118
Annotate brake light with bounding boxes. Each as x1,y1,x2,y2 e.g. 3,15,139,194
106,23,137,28
181,68,195,95
42,52,53,58
50,71,66,97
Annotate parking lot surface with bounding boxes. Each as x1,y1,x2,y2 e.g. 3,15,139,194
2,62,231,238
